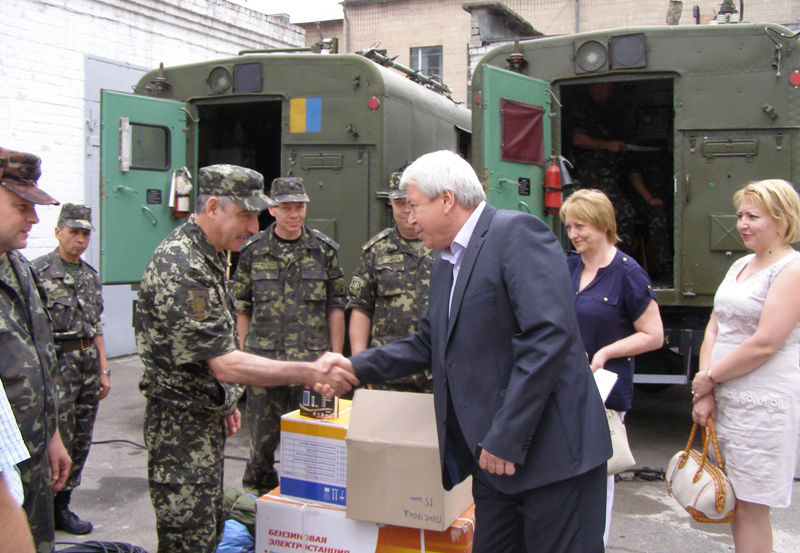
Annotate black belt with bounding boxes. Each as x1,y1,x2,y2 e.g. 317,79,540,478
57,337,93,353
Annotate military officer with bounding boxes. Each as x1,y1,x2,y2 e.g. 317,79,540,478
347,172,436,392
569,82,637,250
136,165,356,553
32,203,109,535
0,146,71,553
232,176,346,495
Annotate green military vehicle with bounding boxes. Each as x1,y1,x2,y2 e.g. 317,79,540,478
99,51,470,284
471,22,800,384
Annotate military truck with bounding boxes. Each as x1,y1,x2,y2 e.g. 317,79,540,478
99,51,470,284
470,22,800,384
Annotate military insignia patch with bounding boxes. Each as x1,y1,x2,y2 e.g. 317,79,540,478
186,289,211,321
349,276,365,294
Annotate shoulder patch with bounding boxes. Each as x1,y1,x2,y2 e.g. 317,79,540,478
310,228,339,250
186,288,211,322
349,275,366,295
362,227,394,251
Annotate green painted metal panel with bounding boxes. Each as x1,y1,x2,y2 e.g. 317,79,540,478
481,65,551,221
100,90,188,284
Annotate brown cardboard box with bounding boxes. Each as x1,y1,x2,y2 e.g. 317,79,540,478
345,389,473,531
256,488,475,553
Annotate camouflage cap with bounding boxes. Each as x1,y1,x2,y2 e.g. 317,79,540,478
198,164,276,211
270,177,310,203
388,172,405,199
0,147,59,205
58,203,93,230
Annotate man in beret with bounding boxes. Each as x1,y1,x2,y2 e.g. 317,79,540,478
33,203,109,535
0,146,72,553
231,176,346,495
135,164,357,553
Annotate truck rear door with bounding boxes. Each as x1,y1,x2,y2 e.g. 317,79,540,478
480,65,552,221
100,90,190,284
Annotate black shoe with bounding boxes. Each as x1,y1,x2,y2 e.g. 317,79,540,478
54,490,93,535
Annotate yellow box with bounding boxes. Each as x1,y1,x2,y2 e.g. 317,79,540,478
279,399,351,507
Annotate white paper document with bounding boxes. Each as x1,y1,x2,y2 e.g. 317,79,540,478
593,368,618,402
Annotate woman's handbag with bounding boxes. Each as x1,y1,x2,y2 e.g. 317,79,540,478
606,408,635,475
665,416,736,523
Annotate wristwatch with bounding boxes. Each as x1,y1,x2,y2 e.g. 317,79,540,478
100,369,111,376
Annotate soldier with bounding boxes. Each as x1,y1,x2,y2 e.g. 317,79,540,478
232,176,346,495
135,165,356,553
347,171,436,392
0,146,71,553
32,203,109,535
569,82,637,250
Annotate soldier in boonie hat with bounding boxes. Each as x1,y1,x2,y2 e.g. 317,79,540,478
387,171,405,199
0,146,59,205
270,177,310,203
198,164,276,211
58,203,94,230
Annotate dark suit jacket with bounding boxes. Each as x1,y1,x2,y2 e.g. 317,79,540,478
351,204,611,494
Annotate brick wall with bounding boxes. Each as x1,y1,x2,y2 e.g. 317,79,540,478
0,0,303,259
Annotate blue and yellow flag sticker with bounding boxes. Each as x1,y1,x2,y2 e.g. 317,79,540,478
289,98,321,133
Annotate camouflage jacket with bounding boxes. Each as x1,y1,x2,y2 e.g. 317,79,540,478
0,251,59,461
347,227,436,346
232,223,346,358
569,95,624,182
31,249,103,340
136,216,242,414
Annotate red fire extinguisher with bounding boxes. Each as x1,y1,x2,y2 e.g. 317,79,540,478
170,167,193,218
543,156,562,215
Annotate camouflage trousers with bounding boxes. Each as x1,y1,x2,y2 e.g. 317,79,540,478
144,400,227,553
241,383,296,495
634,201,673,272
56,346,100,491
19,449,55,553
575,175,637,250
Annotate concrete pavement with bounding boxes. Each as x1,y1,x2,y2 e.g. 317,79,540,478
58,355,800,552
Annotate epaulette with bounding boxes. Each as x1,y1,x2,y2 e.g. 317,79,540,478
362,227,394,251
240,230,266,252
82,260,99,274
310,228,339,250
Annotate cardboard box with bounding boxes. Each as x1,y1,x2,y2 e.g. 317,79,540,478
279,400,352,507
256,488,475,553
346,389,473,531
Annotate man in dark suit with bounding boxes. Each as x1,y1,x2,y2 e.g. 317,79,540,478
323,150,610,552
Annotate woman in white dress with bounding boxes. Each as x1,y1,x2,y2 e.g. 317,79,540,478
692,179,800,553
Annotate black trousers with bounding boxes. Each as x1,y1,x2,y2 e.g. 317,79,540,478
472,463,607,553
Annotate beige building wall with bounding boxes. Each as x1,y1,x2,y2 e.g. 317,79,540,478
342,0,799,103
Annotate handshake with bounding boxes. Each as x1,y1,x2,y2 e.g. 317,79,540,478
309,352,359,397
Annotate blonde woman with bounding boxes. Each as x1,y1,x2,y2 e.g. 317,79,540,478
692,179,800,553
559,189,664,545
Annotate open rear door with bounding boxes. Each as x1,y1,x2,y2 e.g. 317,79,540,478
100,91,189,284
480,65,551,220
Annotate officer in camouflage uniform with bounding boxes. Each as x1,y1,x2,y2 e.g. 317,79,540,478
32,203,110,535
232,176,346,495
626,134,674,282
347,172,436,392
0,146,71,553
136,165,356,553
569,82,637,250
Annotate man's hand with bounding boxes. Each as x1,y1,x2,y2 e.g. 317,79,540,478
47,429,72,492
479,448,516,476
311,353,359,397
225,408,242,437
99,373,111,400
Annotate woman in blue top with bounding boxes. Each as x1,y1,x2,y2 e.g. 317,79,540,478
560,188,664,546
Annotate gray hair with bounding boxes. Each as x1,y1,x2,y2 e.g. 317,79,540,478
195,194,234,214
399,150,486,208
